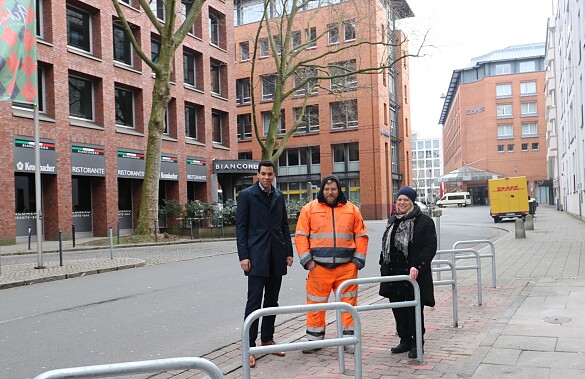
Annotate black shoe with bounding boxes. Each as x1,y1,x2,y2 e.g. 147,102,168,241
390,338,412,354
302,348,322,354
408,345,423,358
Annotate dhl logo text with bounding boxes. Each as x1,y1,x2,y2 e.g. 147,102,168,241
495,186,524,192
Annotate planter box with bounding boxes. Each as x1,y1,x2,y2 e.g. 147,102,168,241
161,226,236,239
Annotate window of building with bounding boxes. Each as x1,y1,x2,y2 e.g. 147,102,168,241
330,60,357,91
291,31,301,49
521,143,529,151
496,104,513,118
272,35,282,55
212,111,223,144
333,142,359,172
344,20,356,41
240,41,249,61
36,0,44,39
184,103,199,139
262,74,276,100
262,110,285,136
518,60,536,73
151,37,161,64
497,124,513,139
209,10,222,47
183,49,197,86
507,144,514,152
113,24,132,66
496,83,512,98
532,142,539,150
210,60,224,96
236,78,251,105
294,105,319,133
67,5,91,53
328,24,339,44
237,113,252,140
13,66,46,112
522,122,537,137
497,144,504,153
150,0,165,19
521,102,537,116
115,86,134,128
495,63,511,75
239,151,253,160
69,75,93,120
331,99,358,129
293,67,318,96
306,27,316,48
259,38,269,57
181,1,195,35
520,81,537,95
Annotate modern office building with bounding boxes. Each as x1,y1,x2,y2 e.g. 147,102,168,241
411,133,442,205
439,43,549,205
1,0,237,243
233,0,414,220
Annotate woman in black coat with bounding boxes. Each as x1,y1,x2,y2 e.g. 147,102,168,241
379,186,437,359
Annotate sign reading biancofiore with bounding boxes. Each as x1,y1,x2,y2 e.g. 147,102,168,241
160,154,179,181
71,144,105,176
187,157,207,182
117,149,145,178
13,136,57,173
213,159,259,174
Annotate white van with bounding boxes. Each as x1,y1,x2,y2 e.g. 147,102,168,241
436,192,471,208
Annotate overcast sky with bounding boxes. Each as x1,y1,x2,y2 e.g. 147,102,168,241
397,0,556,139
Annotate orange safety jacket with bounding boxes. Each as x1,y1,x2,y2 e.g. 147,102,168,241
295,200,368,270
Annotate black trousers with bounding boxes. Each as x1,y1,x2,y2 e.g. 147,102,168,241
244,275,283,347
391,303,425,342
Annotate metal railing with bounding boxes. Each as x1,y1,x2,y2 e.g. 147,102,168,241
432,259,458,327
334,275,423,368
33,357,223,379
436,248,483,306
453,240,497,287
242,302,362,378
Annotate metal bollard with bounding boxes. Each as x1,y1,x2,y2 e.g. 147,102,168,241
154,219,158,242
524,214,534,230
515,219,526,238
59,231,63,266
28,225,32,250
109,226,114,260
117,222,120,245
72,224,76,247
190,219,193,239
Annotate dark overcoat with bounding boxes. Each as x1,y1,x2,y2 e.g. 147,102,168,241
379,212,437,306
236,183,294,277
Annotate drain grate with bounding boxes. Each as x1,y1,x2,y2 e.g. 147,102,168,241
543,316,571,324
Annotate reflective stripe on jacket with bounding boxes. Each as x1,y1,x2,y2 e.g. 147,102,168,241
295,200,368,269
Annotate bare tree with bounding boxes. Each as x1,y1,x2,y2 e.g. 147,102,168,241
243,0,426,161
111,0,205,235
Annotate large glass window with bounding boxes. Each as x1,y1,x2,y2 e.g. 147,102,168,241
344,20,355,41
237,113,252,140
181,1,195,34
520,81,537,95
496,83,512,97
113,24,132,65
185,103,198,139
259,38,269,57
522,122,537,137
294,105,319,133
151,37,161,64
262,74,276,100
306,27,316,48
67,6,91,52
331,100,358,129
115,86,134,127
183,49,196,86
262,110,285,136
496,104,513,118
495,63,511,75
69,75,93,120
293,68,318,96
521,102,537,116
209,12,220,46
291,31,301,49
518,60,536,73
210,61,222,95
236,78,251,105
150,0,165,19
212,111,222,143
330,60,357,91
497,124,513,139
240,41,249,61
13,66,45,112
328,24,339,44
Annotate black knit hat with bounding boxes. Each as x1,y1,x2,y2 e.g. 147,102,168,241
396,186,416,203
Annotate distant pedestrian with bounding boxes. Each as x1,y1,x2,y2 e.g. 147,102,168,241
379,186,437,358
295,174,368,353
236,160,294,368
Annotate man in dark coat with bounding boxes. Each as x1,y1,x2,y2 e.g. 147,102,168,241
379,186,437,359
236,160,294,368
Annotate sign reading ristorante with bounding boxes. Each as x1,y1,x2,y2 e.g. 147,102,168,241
71,144,106,176
117,149,145,178
187,157,207,182
13,136,57,173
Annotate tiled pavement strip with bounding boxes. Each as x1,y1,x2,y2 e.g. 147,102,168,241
1,205,584,378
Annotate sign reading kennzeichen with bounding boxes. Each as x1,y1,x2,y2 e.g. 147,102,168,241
160,154,179,181
117,149,145,178
187,157,207,182
213,160,259,174
71,144,106,176
13,136,57,173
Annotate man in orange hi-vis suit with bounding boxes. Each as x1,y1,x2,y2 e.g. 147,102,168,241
295,174,368,353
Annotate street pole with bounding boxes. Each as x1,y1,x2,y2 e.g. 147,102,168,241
33,103,44,269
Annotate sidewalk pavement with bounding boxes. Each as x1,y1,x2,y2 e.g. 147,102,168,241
2,206,584,378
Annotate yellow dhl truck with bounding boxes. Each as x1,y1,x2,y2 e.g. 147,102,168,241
488,176,530,223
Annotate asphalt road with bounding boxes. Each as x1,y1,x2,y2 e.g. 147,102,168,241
0,206,504,378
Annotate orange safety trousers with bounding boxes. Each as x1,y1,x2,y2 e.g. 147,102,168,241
305,262,358,340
